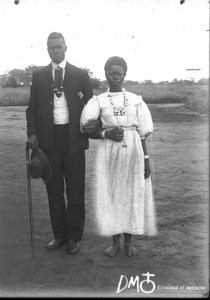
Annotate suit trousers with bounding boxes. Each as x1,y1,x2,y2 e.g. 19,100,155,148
44,124,85,241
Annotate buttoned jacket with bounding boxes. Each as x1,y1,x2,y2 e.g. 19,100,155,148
26,62,93,153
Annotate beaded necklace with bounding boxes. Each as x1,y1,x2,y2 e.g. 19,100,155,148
107,88,128,116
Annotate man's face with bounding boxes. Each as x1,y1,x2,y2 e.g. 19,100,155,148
47,37,67,64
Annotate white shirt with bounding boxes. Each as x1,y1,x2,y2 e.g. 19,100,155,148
51,59,69,124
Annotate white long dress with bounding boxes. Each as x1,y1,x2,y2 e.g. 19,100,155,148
80,89,157,237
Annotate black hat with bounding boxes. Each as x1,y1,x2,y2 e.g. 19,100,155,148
30,147,53,184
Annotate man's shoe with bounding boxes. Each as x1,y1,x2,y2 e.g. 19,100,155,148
66,239,80,254
46,239,66,251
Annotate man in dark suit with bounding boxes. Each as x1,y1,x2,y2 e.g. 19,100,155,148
26,32,99,254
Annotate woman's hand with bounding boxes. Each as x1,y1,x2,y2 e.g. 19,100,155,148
144,158,151,179
105,127,124,142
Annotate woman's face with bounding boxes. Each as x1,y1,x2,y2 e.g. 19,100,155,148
105,65,126,92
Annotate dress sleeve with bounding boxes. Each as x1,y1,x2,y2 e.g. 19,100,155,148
137,96,153,139
80,96,100,131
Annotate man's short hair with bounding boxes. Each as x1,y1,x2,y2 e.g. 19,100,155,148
47,32,66,45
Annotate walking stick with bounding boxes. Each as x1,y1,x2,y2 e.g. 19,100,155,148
25,142,35,257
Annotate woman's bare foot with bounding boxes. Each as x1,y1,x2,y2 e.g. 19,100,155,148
103,244,120,257
124,243,140,257
103,234,121,257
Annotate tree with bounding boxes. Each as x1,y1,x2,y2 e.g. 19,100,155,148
171,78,179,84
20,65,44,86
1,76,21,88
143,79,154,85
0,65,101,89
197,78,208,85
80,67,101,89
0,65,44,87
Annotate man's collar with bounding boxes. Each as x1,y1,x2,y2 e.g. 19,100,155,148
51,59,67,70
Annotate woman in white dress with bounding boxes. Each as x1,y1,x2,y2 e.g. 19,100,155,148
81,57,157,257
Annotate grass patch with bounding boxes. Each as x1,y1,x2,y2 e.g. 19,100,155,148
95,82,209,114
0,87,30,106
183,86,209,114
0,83,208,115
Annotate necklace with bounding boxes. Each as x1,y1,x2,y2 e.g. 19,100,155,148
108,88,128,116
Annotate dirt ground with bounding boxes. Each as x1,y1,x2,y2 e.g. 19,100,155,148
0,104,209,298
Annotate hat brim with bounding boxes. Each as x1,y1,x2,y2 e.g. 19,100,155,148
31,147,53,184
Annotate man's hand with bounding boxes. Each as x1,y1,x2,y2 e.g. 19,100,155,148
27,135,38,150
105,127,124,142
144,159,151,179
82,118,101,135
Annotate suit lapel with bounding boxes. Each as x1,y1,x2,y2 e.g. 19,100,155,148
44,64,53,84
63,62,77,87
63,63,78,109
43,65,54,104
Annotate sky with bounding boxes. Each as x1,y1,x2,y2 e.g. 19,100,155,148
0,0,209,82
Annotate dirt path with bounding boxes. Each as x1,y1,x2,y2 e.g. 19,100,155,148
0,105,208,298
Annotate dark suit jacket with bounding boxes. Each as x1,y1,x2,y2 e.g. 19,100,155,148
26,62,93,153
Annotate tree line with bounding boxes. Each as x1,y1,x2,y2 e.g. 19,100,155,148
0,65,208,88
0,65,101,89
